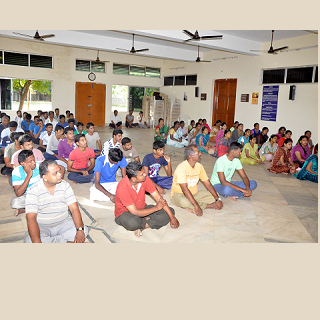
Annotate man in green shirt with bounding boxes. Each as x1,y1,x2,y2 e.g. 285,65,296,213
210,142,257,201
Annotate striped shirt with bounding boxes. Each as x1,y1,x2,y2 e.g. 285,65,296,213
101,138,120,156
25,179,77,226
12,162,41,192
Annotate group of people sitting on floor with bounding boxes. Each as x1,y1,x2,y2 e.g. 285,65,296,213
153,117,317,182
0,110,317,243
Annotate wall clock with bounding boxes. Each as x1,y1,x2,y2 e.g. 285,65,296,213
88,72,96,81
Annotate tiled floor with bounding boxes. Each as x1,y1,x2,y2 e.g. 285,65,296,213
0,126,318,243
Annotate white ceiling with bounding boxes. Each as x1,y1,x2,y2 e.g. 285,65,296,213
0,30,317,62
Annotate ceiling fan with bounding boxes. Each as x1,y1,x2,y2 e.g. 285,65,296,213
13,30,55,41
116,33,149,53
250,30,288,54
183,30,223,42
189,46,211,63
94,50,110,63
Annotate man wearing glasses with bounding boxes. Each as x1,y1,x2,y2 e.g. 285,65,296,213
171,145,223,216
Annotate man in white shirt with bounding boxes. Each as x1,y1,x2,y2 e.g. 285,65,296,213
137,111,150,129
14,111,23,128
109,110,122,129
47,111,58,130
101,129,122,156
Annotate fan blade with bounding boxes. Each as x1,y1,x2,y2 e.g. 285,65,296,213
183,38,198,42
200,60,211,63
40,34,55,39
13,32,34,38
116,48,130,52
200,35,223,40
273,46,289,52
134,48,149,53
183,30,195,38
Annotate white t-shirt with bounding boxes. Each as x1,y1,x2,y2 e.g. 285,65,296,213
137,115,146,123
86,132,100,150
40,132,51,146
110,114,122,123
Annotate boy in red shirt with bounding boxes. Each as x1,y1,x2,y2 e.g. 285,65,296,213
114,161,179,237
67,134,95,184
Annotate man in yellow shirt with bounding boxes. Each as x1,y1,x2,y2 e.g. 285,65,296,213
171,145,223,216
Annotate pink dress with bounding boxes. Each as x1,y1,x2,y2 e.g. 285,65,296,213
215,130,224,145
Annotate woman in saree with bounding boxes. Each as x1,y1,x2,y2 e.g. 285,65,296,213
167,121,188,148
259,134,278,162
291,135,311,168
294,144,318,183
212,129,232,158
202,119,211,133
188,122,202,145
267,138,299,174
215,122,227,145
238,128,251,147
196,127,214,154
278,130,292,148
209,120,221,143
180,120,188,142
187,120,195,134
154,118,168,143
295,130,313,154
240,135,266,165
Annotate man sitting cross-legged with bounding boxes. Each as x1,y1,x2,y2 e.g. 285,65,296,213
11,150,41,216
142,140,173,194
117,137,140,176
85,122,102,157
210,142,257,201
44,124,65,161
90,148,127,202
171,145,223,216
67,134,95,184
115,161,179,237
24,160,88,243
57,126,77,169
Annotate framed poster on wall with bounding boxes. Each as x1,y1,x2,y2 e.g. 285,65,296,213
261,85,279,122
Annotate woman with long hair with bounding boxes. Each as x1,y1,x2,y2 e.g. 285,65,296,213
209,120,221,144
268,138,299,174
212,129,232,158
295,144,318,183
188,122,202,145
291,135,311,168
196,127,214,154
259,134,278,162
240,135,266,165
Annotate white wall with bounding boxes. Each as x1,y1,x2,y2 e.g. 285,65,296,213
160,34,318,144
0,36,163,125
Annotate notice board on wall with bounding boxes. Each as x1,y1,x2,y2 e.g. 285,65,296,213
261,85,279,122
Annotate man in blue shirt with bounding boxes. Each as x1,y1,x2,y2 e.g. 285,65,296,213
32,119,46,144
89,148,127,202
21,113,34,133
58,115,68,128
28,116,39,138
142,140,173,194
11,149,41,216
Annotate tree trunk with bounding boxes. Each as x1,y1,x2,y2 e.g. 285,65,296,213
18,80,32,111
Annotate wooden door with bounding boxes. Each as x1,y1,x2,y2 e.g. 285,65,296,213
75,82,106,126
212,79,237,129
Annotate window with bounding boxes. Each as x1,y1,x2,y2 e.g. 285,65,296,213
286,67,314,83
164,76,174,86
76,60,90,72
91,61,105,73
146,67,161,78
113,63,160,78
130,65,145,77
186,74,197,85
262,65,317,84
0,79,12,110
112,85,160,112
113,64,129,75
4,51,28,67
30,54,53,69
262,69,285,84
76,59,105,73
174,76,185,86
2,51,52,69
164,74,197,86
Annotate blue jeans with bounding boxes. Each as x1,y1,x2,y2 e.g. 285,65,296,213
44,150,58,160
213,180,257,199
151,176,173,189
68,168,94,184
